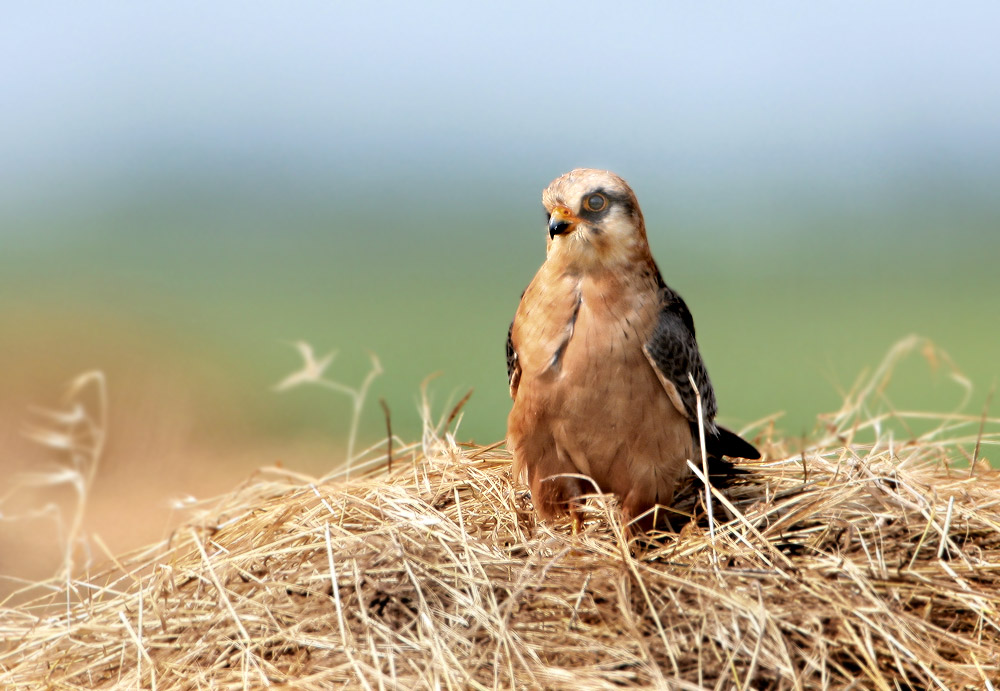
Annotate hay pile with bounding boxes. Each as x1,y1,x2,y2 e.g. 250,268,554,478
2,370,999,688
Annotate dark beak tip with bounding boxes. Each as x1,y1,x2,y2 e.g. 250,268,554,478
548,220,572,238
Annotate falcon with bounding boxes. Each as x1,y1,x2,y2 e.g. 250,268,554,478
506,168,759,530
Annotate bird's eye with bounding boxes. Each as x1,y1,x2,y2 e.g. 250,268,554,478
584,193,607,212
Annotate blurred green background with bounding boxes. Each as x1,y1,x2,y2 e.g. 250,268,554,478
2,2,999,475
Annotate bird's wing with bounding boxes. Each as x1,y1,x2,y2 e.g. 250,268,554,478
642,283,762,461
641,283,719,432
506,320,521,399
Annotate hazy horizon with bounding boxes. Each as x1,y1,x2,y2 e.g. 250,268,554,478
4,2,1000,219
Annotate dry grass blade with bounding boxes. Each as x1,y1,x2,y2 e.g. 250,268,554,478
2,371,108,586
379,398,393,473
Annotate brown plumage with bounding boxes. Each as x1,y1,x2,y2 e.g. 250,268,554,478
506,168,759,530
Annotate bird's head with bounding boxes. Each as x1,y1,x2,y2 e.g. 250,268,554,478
541,169,649,271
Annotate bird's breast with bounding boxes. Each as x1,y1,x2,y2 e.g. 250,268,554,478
513,266,659,383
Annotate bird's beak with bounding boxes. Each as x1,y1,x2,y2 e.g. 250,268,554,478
548,206,578,238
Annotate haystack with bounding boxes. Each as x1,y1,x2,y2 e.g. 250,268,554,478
1,345,998,689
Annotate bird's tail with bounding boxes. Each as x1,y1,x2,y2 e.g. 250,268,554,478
706,425,761,461
687,424,760,486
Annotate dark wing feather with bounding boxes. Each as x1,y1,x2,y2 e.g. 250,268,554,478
506,320,520,399
645,277,761,460
644,281,718,431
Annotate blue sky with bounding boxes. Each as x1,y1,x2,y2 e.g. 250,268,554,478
3,2,999,213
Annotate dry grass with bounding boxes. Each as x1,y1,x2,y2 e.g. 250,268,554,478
1,340,999,689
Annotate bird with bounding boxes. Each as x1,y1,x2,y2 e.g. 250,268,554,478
506,168,760,531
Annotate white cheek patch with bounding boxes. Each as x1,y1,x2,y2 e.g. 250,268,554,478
600,209,638,242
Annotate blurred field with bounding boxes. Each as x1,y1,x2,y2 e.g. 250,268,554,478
2,178,999,590
4,181,998,440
